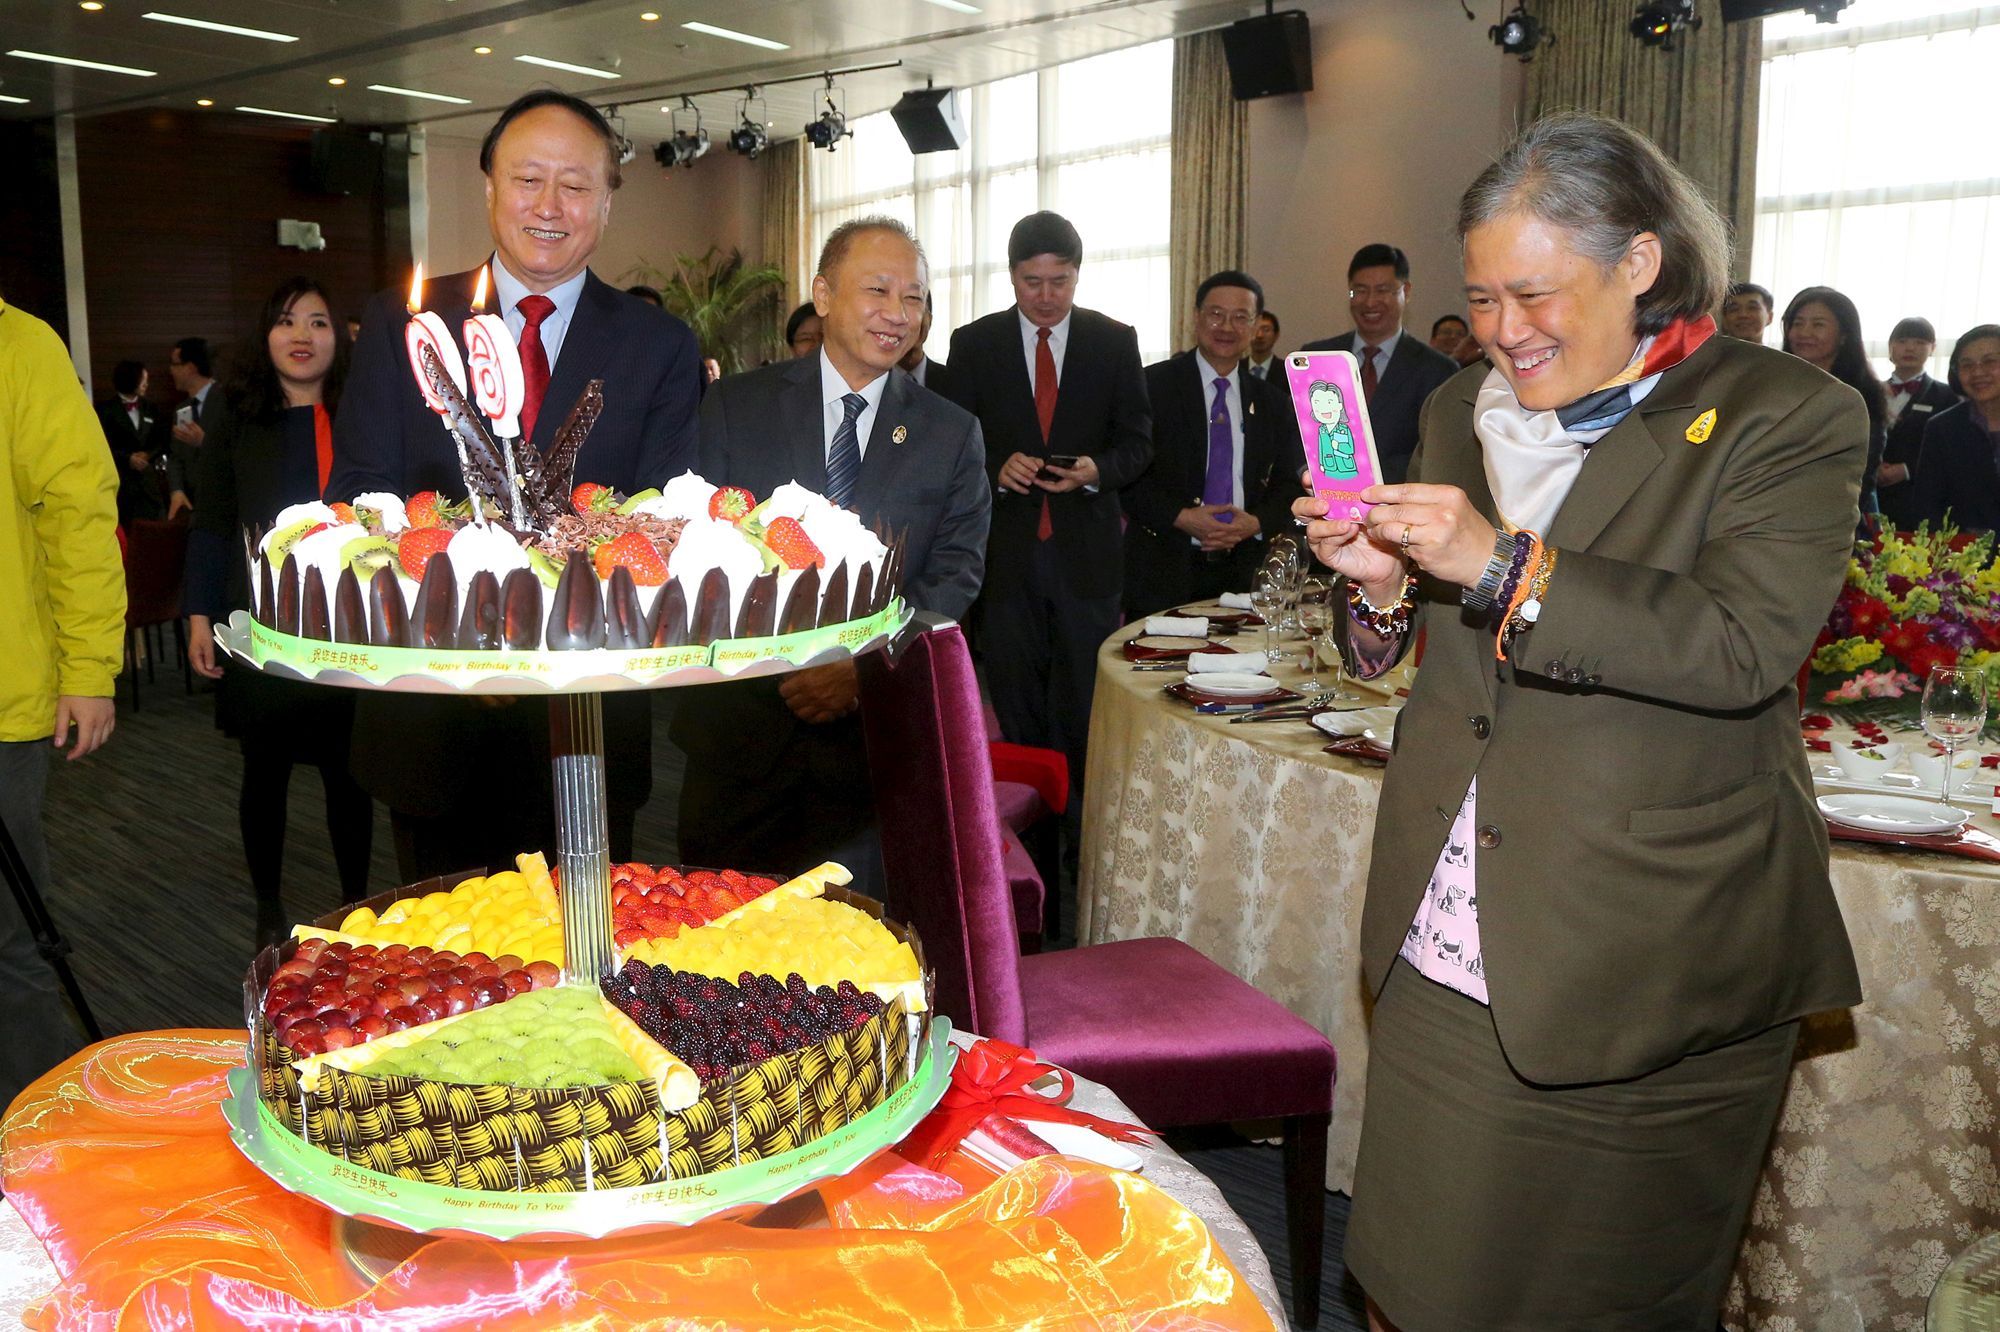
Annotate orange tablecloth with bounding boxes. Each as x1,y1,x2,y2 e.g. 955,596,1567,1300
2,1032,1274,1331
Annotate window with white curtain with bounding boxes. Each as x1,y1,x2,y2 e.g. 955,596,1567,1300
1751,0,2000,377
809,41,1173,364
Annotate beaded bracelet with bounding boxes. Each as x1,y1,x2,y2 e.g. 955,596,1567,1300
1491,532,1545,660
1498,545,1559,660
1487,530,1538,626
1348,573,1419,638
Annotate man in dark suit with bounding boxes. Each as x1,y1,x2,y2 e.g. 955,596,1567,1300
898,290,950,396
164,336,214,520
1123,270,1296,617
1300,243,1458,485
1876,316,1960,530
675,217,990,877
97,359,169,525
1247,310,1281,382
326,89,704,881
939,211,1151,839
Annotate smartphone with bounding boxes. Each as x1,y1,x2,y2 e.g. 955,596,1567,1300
1037,454,1082,481
1285,351,1384,522
175,403,196,428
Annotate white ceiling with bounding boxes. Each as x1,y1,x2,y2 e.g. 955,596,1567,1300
0,0,1266,144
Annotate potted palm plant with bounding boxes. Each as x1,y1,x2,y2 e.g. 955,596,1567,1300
622,247,786,375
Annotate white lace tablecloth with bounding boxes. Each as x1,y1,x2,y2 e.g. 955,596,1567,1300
0,1056,1284,1330
1081,630,2000,1329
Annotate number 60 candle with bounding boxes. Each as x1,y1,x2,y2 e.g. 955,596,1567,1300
462,266,525,440
404,264,467,414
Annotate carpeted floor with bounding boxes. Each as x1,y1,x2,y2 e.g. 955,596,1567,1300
32,667,1369,1329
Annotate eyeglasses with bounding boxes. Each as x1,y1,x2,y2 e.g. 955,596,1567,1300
1960,355,2000,375
1200,307,1254,330
1348,283,1404,301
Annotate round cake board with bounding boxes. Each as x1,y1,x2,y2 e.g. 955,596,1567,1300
225,1018,956,1241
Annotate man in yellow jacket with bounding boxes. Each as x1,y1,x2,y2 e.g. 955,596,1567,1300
1,295,123,1107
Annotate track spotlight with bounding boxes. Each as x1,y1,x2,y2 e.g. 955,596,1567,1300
1488,3,1552,61
654,99,710,169
604,107,637,165
1631,0,1699,50
805,80,849,152
727,89,769,159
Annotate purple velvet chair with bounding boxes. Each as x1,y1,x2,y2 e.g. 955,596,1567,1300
861,621,1336,1329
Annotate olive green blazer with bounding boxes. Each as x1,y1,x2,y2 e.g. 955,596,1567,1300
1364,336,1866,1086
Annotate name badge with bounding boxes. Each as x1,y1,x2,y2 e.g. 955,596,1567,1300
1913,403,1935,414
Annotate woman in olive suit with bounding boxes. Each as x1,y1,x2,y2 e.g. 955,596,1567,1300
1297,114,1865,1330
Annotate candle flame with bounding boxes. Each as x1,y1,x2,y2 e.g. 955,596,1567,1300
407,263,423,314
471,265,488,314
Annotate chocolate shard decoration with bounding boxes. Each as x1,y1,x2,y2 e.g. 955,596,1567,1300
604,566,646,649
458,570,503,650
276,553,302,636
411,553,459,650
691,567,732,646
256,552,277,629
546,550,605,650
301,570,333,641
819,562,849,629
647,576,689,648
736,570,778,639
779,566,821,635
501,568,543,651
530,380,606,525
369,566,409,647
419,344,514,515
850,564,874,625
333,567,370,645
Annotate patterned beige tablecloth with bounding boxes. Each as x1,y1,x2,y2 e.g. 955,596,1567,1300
1079,624,2000,1329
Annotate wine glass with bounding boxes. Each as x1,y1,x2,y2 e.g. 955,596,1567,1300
1296,578,1331,693
1262,554,1296,661
1921,665,1989,808
1249,566,1283,660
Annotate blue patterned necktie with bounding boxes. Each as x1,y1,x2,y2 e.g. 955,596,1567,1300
827,391,866,507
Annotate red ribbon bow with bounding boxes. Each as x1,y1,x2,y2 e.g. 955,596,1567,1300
900,1038,1157,1171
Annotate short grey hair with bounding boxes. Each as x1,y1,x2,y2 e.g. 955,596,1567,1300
1457,112,1731,338
816,215,928,286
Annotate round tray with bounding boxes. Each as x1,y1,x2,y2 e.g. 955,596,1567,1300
223,1016,956,1239
212,601,913,695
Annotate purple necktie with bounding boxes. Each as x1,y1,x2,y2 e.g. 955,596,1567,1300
1203,376,1234,506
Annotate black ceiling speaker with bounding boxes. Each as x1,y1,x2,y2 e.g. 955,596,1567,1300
1220,10,1314,101
308,126,381,196
890,86,965,154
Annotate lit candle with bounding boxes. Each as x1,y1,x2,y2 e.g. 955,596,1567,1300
462,266,525,439
403,264,467,416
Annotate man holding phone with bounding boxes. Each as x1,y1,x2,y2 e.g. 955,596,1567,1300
941,211,1151,855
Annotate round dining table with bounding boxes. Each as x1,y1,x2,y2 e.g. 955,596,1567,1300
1080,616,2000,1331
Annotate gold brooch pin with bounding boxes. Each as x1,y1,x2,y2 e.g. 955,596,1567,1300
892,425,908,444
1685,408,1717,445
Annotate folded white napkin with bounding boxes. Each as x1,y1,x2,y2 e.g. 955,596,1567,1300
1144,616,1209,637
1188,650,1270,676
1218,591,1255,610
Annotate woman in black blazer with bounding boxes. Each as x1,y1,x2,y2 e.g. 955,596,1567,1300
185,277,371,948
1908,324,2000,533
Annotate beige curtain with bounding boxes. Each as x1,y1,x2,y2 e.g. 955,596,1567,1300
759,137,812,336
1168,31,1247,351
1526,0,1761,278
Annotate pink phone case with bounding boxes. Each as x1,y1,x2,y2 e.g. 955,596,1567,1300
1286,351,1384,522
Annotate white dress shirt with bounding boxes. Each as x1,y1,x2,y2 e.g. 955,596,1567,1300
490,254,589,369
1886,375,1922,426
818,349,889,465
1018,309,1071,385
1354,327,1402,384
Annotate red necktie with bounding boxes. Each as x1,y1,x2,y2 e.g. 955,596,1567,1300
517,294,556,442
1034,327,1057,542
1361,344,1380,402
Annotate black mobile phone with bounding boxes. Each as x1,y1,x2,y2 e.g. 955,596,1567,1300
1037,454,1082,481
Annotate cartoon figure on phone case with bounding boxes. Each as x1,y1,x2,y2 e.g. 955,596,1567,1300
1309,380,1358,481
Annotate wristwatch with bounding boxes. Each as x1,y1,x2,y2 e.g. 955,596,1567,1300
1460,528,1513,613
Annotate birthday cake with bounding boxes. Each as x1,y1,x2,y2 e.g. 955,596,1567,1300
252,856,931,1194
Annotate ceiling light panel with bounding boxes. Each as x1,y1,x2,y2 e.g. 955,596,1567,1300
0,94,28,104
235,105,335,122
7,49,157,77
680,21,789,50
142,12,299,42
366,83,470,104
918,0,984,13
513,54,622,79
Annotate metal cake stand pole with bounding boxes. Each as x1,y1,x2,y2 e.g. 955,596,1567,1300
550,691,613,979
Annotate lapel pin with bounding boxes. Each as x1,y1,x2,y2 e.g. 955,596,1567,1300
1685,408,1717,445
892,425,907,444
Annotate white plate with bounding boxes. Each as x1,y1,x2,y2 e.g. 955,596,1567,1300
1313,706,1402,738
1183,672,1278,698
1816,792,1970,835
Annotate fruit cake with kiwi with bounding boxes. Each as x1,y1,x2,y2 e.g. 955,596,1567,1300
249,861,929,1193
